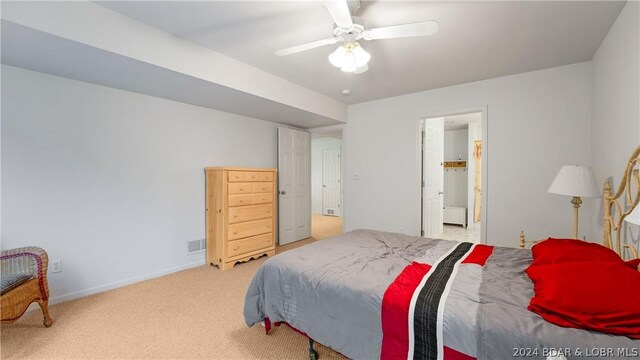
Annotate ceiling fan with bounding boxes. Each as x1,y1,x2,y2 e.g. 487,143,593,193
274,0,439,74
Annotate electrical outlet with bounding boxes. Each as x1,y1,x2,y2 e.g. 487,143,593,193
353,172,361,180
52,259,62,273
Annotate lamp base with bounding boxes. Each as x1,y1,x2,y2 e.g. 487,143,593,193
571,196,582,239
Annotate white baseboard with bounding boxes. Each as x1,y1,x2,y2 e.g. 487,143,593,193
312,212,342,217
48,260,204,305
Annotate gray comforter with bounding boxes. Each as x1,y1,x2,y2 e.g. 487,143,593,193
244,229,639,359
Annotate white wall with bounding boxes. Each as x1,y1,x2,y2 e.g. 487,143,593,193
444,129,468,161
1,65,279,303
311,137,343,214
345,62,592,247
443,129,469,208
589,2,640,246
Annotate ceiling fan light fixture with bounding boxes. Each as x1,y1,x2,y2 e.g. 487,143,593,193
354,64,369,74
351,43,370,67
330,42,371,73
275,0,439,76
328,45,348,67
340,51,357,72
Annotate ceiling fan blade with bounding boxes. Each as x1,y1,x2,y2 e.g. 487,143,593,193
364,21,439,40
275,38,338,56
324,0,353,28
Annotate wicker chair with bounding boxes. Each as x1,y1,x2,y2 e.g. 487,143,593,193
1,247,53,327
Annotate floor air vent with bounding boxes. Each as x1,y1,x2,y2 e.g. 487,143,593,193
188,239,206,253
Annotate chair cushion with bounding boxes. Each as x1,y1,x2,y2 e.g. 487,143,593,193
1,273,34,295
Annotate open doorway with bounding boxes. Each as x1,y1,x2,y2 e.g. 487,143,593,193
421,112,483,243
311,130,344,240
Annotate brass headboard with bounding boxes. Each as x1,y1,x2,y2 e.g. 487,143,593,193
603,145,640,260
520,145,640,262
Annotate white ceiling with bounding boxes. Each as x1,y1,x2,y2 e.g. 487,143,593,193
443,112,481,131
96,1,624,104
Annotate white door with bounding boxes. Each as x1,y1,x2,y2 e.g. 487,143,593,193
423,118,444,237
322,148,341,216
278,127,311,245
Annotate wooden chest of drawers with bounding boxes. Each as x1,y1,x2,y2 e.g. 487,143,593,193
205,167,277,270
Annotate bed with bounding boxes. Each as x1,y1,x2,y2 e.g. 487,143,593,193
244,146,640,360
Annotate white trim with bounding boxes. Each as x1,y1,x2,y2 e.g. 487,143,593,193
47,260,204,305
407,243,460,360
418,106,489,244
308,126,346,230
481,106,489,245
321,147,342,216
275,123,306,132
307,124,345,133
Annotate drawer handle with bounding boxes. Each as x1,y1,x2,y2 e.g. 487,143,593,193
240,188,244,191
233,214,238,218
267,225,271,229
233,230,237,234
233,246,239,251
239,199,244,203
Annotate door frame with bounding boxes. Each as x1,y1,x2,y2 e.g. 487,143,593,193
418,106,488,244
321,147,342,216
308,124,346,223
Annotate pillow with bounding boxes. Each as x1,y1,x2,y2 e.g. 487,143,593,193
531,238,628,265
527,239,640,338
526,261,640,338
627,258,640,271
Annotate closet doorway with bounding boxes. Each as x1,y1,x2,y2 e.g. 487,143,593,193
310,130,343,240
421,111,483,243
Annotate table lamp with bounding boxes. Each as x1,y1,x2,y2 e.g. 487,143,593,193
624,204,640,262
625,204,640,226
548,165,600,239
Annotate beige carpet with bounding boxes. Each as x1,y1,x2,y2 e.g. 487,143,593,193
310,214,343,241
1,216,345,359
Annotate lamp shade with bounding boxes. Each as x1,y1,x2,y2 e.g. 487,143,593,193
340,51,357,72
548,165,600,198
354,64,369,74
625,204,640,225
328,46,347,68
351,44,371,67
